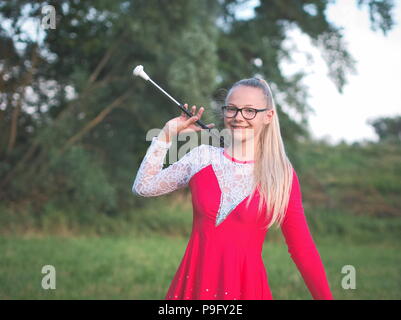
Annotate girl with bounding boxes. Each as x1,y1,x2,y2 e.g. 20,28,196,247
132,77,333,300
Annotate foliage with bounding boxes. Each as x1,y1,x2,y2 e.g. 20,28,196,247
0,0,396,219
368,115,401,144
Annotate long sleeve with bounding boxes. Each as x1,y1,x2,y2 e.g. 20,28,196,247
132,136,206,197
280,168,334,300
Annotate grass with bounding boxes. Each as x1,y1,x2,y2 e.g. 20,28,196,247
0,232,400,299
264,235,401,300
0,194,400,300
0,234,184,299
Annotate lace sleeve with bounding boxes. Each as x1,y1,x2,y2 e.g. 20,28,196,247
280,168,334,300
132,136,207,197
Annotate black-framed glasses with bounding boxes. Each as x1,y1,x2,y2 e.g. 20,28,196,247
221,105,269,120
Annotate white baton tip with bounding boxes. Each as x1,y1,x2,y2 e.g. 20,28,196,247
133,65,150,81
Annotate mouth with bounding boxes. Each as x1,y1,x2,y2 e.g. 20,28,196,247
231,125,250,129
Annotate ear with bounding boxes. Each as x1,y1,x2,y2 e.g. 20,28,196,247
263,109,274,125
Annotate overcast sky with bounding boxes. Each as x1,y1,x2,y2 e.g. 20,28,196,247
238,0,401,145
296,0,401,144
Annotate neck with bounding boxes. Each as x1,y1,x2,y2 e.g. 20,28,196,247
225,137,257,162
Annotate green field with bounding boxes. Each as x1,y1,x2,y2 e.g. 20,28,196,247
1,193,400,300
1,217,400,299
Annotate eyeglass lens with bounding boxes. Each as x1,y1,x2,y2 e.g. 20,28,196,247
223,106,256,119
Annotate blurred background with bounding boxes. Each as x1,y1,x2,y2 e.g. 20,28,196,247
0,0,400,299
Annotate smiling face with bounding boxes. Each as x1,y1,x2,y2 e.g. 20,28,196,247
224,85,274,144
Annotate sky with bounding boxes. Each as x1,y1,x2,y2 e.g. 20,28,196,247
238,0,401,145
295,0,401,144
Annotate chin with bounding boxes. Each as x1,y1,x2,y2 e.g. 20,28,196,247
232,128,253,139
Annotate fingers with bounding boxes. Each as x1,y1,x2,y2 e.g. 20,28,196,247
185,114,199,126
181,104,204,118
196,106,204,118
188,122,216,132
198,123,215,130
180,104,189,117
181,104,214,132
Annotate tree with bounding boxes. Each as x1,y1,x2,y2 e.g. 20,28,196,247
369,115,401,143
0,0,395,214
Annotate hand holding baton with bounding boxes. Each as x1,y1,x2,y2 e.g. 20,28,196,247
133,65,225,147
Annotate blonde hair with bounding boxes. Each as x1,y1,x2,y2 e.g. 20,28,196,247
224,77,294,230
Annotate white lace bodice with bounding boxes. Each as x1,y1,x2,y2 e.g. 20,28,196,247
132,136,255,226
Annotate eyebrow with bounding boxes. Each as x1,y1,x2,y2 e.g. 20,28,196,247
227,103,255,107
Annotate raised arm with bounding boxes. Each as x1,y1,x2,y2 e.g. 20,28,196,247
133,103,215,197
132,136,206,197
280,168,333,300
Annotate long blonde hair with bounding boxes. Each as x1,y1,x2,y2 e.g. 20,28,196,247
224,77,294,230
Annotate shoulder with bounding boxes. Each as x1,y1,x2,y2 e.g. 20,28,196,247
181,143,220,166
188,143,220,154
189,143,220,158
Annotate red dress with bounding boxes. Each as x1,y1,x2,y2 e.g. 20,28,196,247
133,137,333,300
